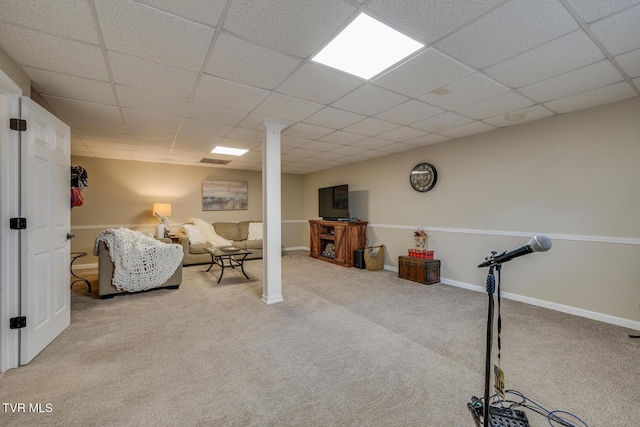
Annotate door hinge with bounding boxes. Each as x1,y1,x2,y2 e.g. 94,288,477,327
9,118,27,132
10,316,26,329
9,218,27,229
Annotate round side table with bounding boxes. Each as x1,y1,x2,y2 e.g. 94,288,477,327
70,252,92,292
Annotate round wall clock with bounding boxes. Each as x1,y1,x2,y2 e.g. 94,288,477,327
410,163,438,192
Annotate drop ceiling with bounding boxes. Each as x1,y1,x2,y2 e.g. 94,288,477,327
0,0,638,174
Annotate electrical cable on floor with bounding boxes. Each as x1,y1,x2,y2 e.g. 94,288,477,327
503,390,589,427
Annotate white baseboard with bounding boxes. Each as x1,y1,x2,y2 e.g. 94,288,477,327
441,278,640,332
384,263,639,331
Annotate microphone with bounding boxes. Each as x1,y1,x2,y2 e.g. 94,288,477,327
478,236,552,268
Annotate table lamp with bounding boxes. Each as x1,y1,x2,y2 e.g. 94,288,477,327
153,203,172,238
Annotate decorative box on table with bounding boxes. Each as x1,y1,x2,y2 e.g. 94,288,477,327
398,256,440,285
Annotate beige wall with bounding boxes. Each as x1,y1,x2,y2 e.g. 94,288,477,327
70,157,305,263
303,97,640,326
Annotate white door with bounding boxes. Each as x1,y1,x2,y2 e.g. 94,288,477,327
19,97,71,364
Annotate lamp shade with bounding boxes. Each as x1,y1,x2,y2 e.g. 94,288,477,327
153,203,171,217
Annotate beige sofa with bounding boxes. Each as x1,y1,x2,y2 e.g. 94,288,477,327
96,239,182,298
177,221,263,266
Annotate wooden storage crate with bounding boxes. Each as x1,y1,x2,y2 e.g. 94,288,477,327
398,256,440,285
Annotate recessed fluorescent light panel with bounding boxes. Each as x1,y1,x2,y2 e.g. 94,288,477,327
211,146,248,156
312,13,424,80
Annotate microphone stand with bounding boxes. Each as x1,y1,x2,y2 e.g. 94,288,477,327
468,252,502,427
481,258,498,427
469,254,529,427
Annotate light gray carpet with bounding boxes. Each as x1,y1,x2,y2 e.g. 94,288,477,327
1,251,638,426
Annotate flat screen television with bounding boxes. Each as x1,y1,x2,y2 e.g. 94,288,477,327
318,184,349,220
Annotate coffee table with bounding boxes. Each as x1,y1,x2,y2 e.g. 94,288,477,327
204,246,253,284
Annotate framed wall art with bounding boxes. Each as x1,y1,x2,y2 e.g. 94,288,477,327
202,180,248,211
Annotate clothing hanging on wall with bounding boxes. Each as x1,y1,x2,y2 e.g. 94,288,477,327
71,165,88,208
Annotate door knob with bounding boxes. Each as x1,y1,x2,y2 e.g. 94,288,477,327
67,233,75,240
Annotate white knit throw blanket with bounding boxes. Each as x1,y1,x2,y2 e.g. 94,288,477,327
191,218,232,246
94,228,183,292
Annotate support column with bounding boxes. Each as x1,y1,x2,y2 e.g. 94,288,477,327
261,121,286,305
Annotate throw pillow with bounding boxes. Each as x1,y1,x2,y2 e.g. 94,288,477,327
248,222,263,241
182,224,206,244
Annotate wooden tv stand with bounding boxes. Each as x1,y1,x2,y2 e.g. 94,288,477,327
309,220,367,267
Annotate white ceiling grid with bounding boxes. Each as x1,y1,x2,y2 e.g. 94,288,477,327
0,0,637,174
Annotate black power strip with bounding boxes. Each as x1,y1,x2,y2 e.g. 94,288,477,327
469,401,529,427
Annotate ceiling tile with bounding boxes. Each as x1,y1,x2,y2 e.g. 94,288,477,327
374,100,444,125
544,81,637,113
4,0,640,174
0,0,99,43
616,48,640,77
374,48,474,97
73,128,127,142
484,30,605,88
277,62,363,104
318,130,367,145
129,143,172,153
351,137,395,150
116,85,188,117
405,133,451,147
281,135,312,147
95,0,214,71
440,121,496,138
226,127,262,143
180,118,233,137
455,92,534,120
342,117,400,137
483,105,555,128
122,108,182,131
125,124,176,141
25,67,116,105
238,113,294,131
223,0,356,58
376,142,416,154
300,140,344,152
65,118,125,134
282,122,335,140
376,126,428,142
173,133,217,152
436,0,578,69
186,101,248,126
410,111,474,133
135,0,227,26
0,24,109,80
589,4,640,55
366,0,504,43
355,148,391,159
303,107,366,129
332,84,408,116
108,51,198,98
567,0,640,23
330,145,368,156
42,95,121,122
419,73,509,110
194,74,270,111
254,93,323,122
285,147,324,158
310,151,345,161
205,32,301,90
519,60,624,102
81,139,130,150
